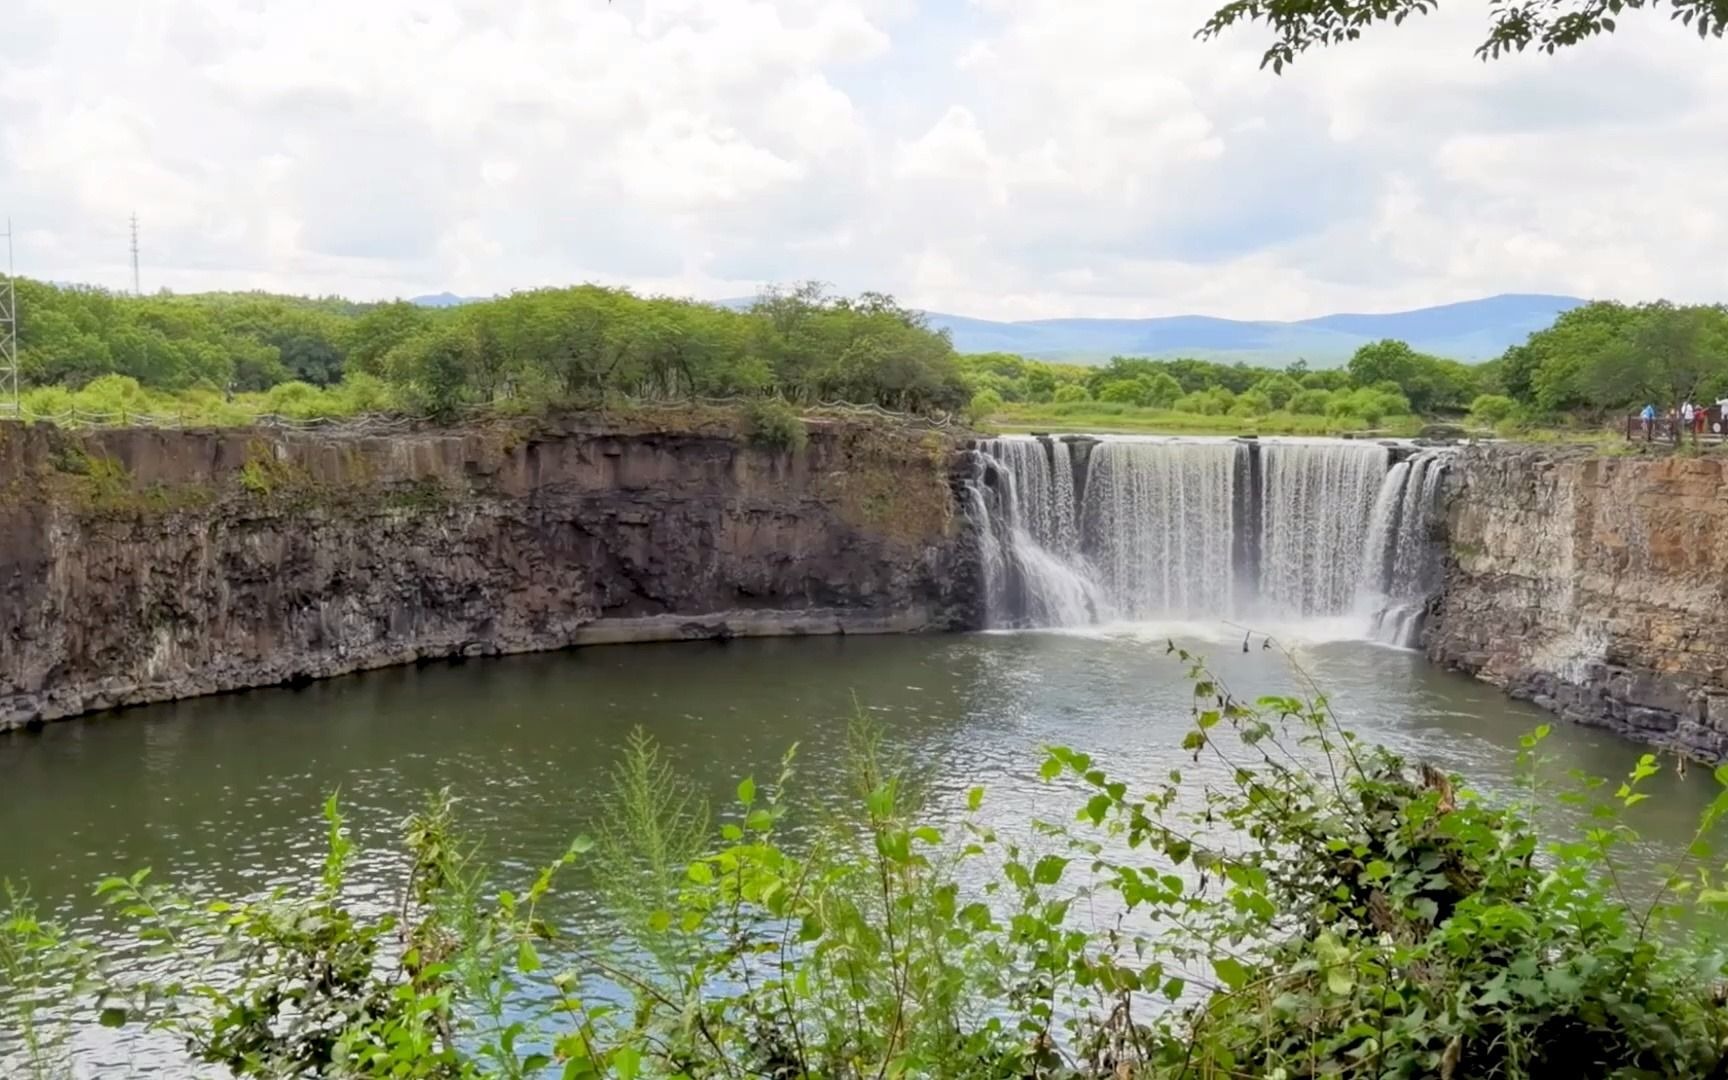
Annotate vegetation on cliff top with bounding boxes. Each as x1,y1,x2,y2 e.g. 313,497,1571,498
3,280,970,423
9,654,1728,1079
9,275,1728,441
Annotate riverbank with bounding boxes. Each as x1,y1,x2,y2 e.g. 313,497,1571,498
0,409,975,731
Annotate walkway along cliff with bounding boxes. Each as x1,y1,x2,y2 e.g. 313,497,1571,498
0,413,977,731
1427,443,1728,761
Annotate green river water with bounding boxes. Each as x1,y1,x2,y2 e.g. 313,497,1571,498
2,627,1721,1074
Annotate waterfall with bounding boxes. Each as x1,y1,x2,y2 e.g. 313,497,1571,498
967,439,1107,628
1356,450,1451,647
967,436,1450,642
1258,443,1390,618
1080,440,1240,619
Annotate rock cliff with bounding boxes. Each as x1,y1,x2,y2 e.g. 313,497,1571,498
1428,443,1728,759
0,412,978,730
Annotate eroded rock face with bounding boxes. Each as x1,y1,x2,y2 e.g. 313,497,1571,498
0,416,979,730
1427,443,1728,760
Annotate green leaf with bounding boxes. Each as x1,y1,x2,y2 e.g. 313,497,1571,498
967,786,985,811
99,1007,128,1028
613,1044,641,1080
1039,757,1062,781
647,910,672,933
517,940,542,974
1162,976,1185,1001
1212,956,1250,991
737,777,756,807
687,862,714,885
1327,964,1355,996
569,835,594,855
1032,855,1070,885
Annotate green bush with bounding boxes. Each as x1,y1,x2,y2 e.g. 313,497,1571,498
20,385,75,420
967,387,1003,422
1098,380,1142,404
1288,388,1333,415
1052,383,1090,403
745,397,807,451
1229,388,1273,417
1470,392,1517,425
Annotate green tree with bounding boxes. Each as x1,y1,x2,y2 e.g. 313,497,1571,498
1469,393,1518,425
1141,372,1184,408
1580,302,1728,416
1198,0,1728,73
1251,373,1301,409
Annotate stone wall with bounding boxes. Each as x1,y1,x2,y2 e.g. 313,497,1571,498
1427,443,1728,759
0,413,978,730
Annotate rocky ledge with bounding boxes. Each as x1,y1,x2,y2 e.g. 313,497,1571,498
1428,442,1728,760
0,413,979,730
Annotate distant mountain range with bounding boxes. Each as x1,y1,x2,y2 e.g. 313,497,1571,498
411,292,1586,366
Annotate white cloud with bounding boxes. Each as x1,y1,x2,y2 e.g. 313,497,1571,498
0,0,1724,319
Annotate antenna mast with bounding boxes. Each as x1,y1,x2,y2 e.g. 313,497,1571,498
130,212,141,295
0,220,16,416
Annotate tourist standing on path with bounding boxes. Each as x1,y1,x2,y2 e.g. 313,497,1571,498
1642,403,1657,440
1683,401,1697,443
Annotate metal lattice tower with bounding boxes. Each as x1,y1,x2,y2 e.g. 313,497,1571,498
0,220,16,416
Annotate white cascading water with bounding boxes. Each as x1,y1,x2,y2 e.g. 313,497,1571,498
1258,442,1390,618
969,436,1451,642
967,438,1108,628
1355,450,1450,646
1081,440,1239,620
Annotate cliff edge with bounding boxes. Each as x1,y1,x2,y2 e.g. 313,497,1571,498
1429,443,1728,759
0,412,978,730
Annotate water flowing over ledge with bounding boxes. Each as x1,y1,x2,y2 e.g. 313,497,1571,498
964,435,1451,645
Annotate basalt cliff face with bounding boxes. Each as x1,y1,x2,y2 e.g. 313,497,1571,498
0,415,977,730
1428,444,1728,760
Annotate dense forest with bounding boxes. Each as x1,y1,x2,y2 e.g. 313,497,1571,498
3,277,1722,432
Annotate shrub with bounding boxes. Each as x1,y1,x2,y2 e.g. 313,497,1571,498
967,387,1003,422
1229,388,1273,417
72,374,149,419
1470,393,1517,425
1052,383,1090,403
1288,388,1333,415
20,385,75,420
1098,379,1142,404
1141,373,1183,408
1252,373,1302,409
745,397,807,451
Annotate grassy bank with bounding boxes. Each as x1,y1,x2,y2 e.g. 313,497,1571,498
985,400,1426,437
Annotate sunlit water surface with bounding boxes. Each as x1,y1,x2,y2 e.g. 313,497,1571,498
2,628,1717,1074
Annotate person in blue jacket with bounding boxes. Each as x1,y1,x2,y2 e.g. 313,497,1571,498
1641,402,1657,441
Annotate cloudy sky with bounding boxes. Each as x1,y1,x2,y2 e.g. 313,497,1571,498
3,0,1726,320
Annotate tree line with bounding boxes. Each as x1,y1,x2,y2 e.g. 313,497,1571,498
5,279,971,419
13,276,1717,431
964,338,1490,427
1489,300,1728,422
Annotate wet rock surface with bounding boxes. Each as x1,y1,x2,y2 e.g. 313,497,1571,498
0,416,978,730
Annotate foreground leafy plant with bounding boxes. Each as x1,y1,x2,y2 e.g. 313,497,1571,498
8,653,1728,1078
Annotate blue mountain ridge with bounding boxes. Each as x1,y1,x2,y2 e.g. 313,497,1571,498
413,292,1586,366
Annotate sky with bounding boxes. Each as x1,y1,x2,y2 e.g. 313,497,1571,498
2,0,1726,321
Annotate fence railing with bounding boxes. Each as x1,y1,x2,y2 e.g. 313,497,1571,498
1624,410,1728,442
0,395,962,435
